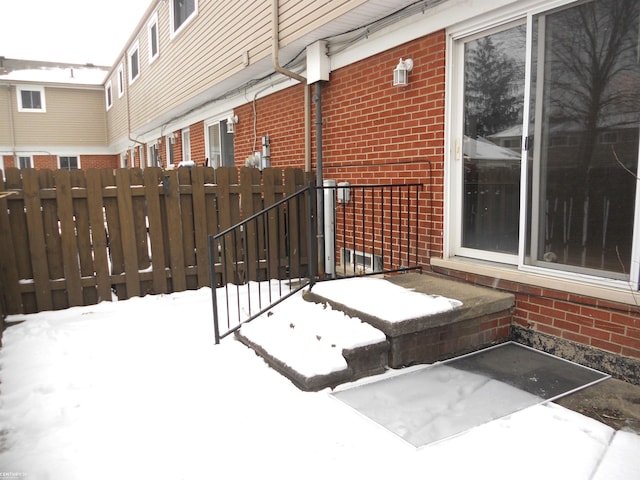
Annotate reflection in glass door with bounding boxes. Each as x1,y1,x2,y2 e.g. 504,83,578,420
527,0,640,279
461,24,527,254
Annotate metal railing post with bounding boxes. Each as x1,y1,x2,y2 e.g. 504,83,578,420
208,234,221,344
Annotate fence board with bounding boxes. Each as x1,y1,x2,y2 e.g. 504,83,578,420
54,170,84,307
178,168,197,289
240,167,260,281
0,173,22,314
191,166,210,286
102,169,125,299
70,169,98,305
22,170,53,311
86,169,112,303
143,167,168,294
0,166,309,314
115,169,141,299
164,169,187,292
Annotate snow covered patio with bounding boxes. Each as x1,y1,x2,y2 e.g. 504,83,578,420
0,280,639,479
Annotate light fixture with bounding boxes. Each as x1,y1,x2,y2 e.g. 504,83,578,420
226,114,239,133
393,58,413,87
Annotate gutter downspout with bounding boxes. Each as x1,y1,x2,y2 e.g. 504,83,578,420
272,0,311,173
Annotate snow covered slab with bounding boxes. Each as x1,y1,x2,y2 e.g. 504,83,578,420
306,277,463,327
333,342,609,447
236,290,388,391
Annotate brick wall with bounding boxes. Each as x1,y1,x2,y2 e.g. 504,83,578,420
234,84,307,167
190,121,206,166
233,30,447,261
1,154,118,170
431,266,640,364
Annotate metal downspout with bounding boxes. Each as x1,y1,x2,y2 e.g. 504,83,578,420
314,82,325,276
272,0,311,172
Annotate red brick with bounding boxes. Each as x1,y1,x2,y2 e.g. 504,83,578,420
611,312,640,329
537,324,562,337
593,319,625,335
553,318,580,333
580,326,611,341
611,333,640,350
562,331,591,344
580,306,611,322
590,338,622,354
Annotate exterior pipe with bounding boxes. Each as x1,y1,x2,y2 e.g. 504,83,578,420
272,0,311,172
314,82,325,276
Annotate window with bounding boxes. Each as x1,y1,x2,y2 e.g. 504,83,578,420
181,128,191,164
59,156,79,170
18,156,33,169
166,134,176,168
449,0,640,286
117,63,125,97
17,86,45,112
105,81,113,110
120,152,129,168
148,13,159,63
128,41,140,84
171,0,197,37
148,142,160,167
205,118,235,168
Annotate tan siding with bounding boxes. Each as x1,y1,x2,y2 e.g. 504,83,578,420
279,0,368,46
0,86,12,145
10,87,107,146
105,62,130,144
121,0,366,134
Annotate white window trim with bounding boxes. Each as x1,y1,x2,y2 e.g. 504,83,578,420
105,80,113,110
117,62,125,98
128,41,140,85
147,141,160,167
166,134,176,169
148,12,159,63
120,152,128,168
17,155,33,169
181,128,191,164
16,85,46,112
58,155,80,170
444,0,640,291
0,156,4,174
170,0,198,39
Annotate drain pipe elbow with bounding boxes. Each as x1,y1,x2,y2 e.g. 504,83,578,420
272,0,311,172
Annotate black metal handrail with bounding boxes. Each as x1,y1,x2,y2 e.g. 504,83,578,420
208,186,316,343
209,182,423,344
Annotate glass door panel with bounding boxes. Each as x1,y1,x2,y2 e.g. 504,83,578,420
462,24,527,254
527,0,640,279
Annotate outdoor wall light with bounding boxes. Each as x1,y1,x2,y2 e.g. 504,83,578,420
393,58,413,87
226,114,239,133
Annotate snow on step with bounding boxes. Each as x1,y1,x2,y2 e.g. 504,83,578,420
238,290,385,379
309,277,462,322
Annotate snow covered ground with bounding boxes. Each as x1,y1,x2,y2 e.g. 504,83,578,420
0,282,639,480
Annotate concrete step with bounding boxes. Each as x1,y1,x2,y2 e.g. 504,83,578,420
237,272,515,391
305,273,515,368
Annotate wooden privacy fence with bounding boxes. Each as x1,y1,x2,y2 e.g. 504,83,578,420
0,166,311,315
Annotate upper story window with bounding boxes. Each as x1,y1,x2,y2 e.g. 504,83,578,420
171,0,197,38
59,156,79,170
117,63,125,97
148,12,159,63
105,81,113,110
17,86,46,112
128,41,140,84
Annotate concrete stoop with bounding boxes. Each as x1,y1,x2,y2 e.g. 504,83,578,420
235,331,389,391
238,273,515,391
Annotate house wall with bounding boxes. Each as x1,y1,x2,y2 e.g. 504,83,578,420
228,24,640,371
0,154,118,170
105,0,370,146
4,85,107,146
234,30,446,261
